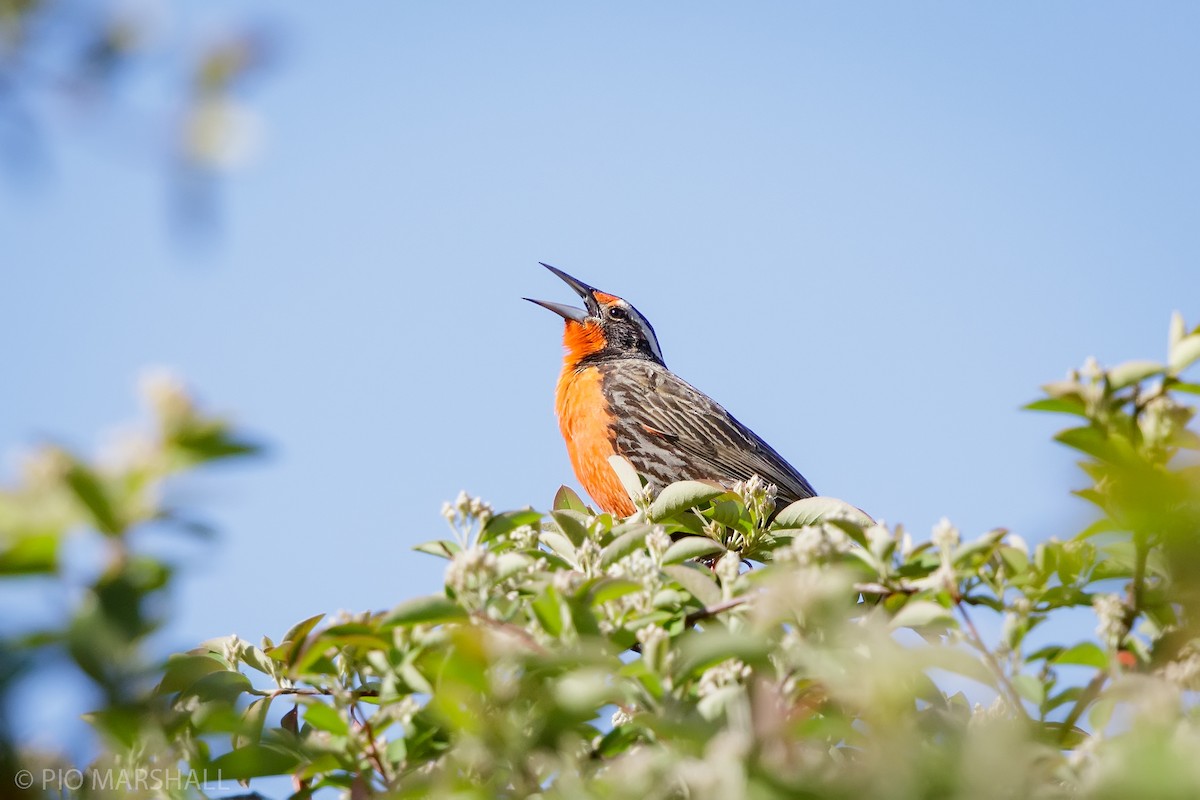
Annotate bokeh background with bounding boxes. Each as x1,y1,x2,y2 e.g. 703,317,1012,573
4,0,1198,760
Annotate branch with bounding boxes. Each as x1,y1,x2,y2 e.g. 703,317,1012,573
265,687,379,699
685,596,750,626
955,598,1031,721
1058,670,1108,745
471,611,548,654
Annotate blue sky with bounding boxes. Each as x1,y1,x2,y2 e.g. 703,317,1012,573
3,1,1198,756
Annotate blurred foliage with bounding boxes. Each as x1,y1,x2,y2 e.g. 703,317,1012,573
0,0,272,225
0,369,260,794
3,315,1200,798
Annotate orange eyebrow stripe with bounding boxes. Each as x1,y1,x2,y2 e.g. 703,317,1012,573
593,291,621,305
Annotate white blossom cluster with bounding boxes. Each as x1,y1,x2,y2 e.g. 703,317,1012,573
1092,593,1127,649
601,526,672,620
138,366,194,426
445,545,498,602
778,523,851,567
697,658,752,698
733,474,777,526
1159,650,1200,690
912,517,961,593
440,490,494,553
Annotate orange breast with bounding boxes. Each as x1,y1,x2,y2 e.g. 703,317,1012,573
555,364,636,517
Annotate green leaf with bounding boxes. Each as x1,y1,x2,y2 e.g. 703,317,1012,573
540,531,577,562
1012,673,1045,706
771,497,874,530
304,701,349,735
663,536,725,565
551,510,591,547
648,481,727,522
158,653,228,694
64,463,121,535
1108,360,1163,389
1169,311,1186,350
601,525,651,566
889,601,955,631
589,577,644,606
172,422,262,462
207,744,300,781
531,586,564,635
180,670,253,703
708,501,744,529
383,596,467,627
663,564,722,607
413,540,461,559
0,533,59,575
1055,426,1134,464
1169,333,1200,375
554,667,617,714
675,631,769,681
283,613,326,647
1024,397,1088,417
237,697,271,747
553,486,589,513
482,508,544,542
919,648,997,688
1053,642,1108,669
593,721,643,758
566,596,602,636
607,455,644,506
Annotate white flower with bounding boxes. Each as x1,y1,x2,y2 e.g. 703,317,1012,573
911,560,958,594
1080,356,1103,382
508,524,539,550
577,538,602,575
1160,653,1200,689
552,570,584,596
697,658,751,697
899,529,914,560
931,517,960,552
445,546,497,595
968,695,1009,729
1093,593,1127,648
733,474,777,523
865,522,892,551
782,524,849,566
715,552,741,586
395,696,421,727
610,707,635,727
139,367,193,424
1140,394,1183,446
646,526,672,561
633,485,655,513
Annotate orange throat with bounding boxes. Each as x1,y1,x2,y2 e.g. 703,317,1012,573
554,355,635,517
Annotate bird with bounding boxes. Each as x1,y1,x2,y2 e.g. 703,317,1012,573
526,264,817,517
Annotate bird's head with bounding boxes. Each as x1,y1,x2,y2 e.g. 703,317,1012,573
526,264,664,367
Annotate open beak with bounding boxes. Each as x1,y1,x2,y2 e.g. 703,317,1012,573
523,263,601,322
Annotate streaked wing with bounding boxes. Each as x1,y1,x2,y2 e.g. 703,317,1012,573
605,361,817,504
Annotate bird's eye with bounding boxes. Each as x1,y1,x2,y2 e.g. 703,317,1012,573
608,306,628,321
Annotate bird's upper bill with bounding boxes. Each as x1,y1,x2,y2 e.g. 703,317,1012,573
524,263,621,324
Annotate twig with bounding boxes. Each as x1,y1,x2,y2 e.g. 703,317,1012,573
471,611,548,654
1059,670,1108,745
350,704,392,786
854,581,917,597
685,596,751,626
955,599,1031,720
265,687,379,699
